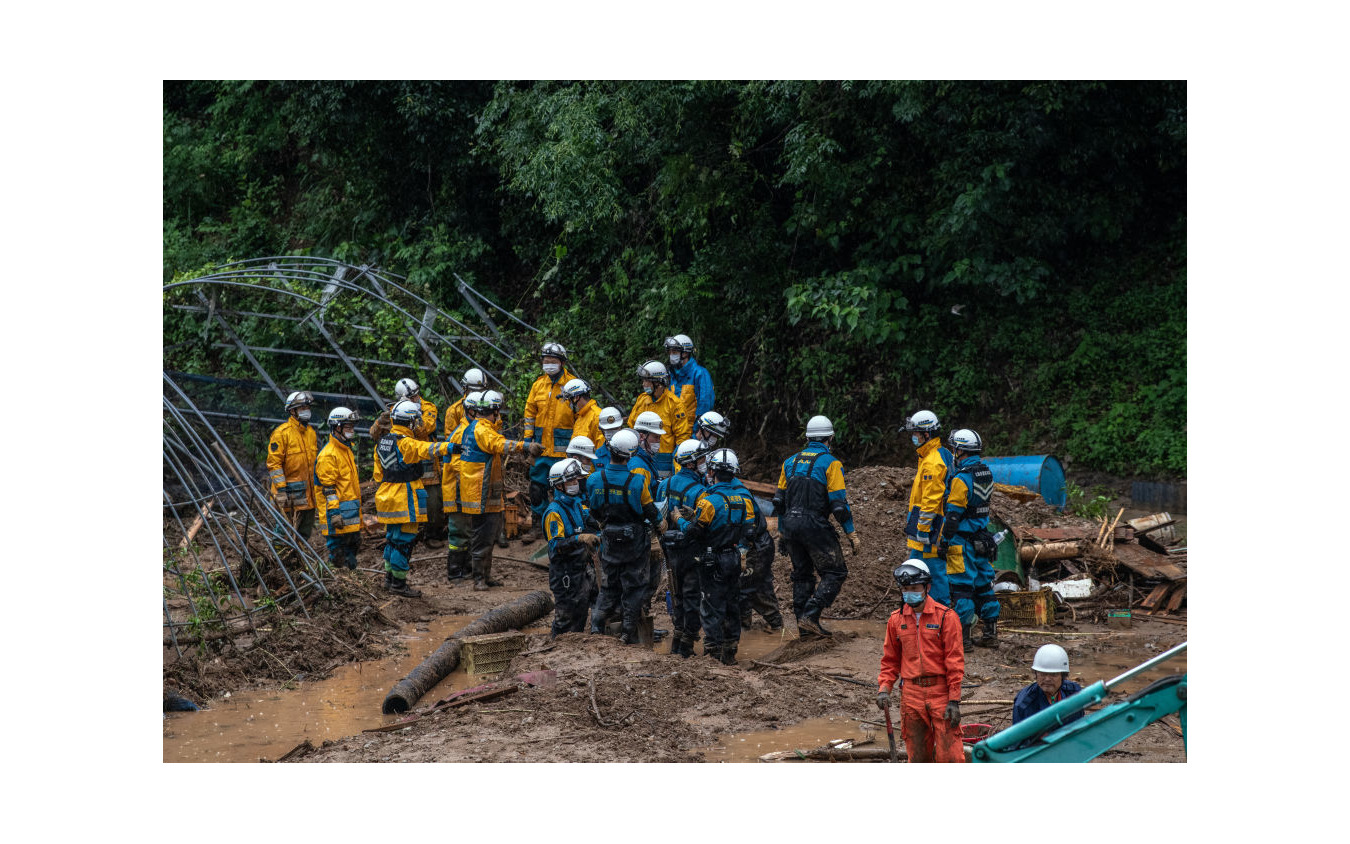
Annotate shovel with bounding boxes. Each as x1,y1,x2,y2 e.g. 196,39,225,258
884,703,899,763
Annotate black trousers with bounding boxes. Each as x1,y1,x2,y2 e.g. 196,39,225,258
739,536,783,627
698,548,742,654
781,519,848,619
590,524,650,639
470,511,504,581
549,550,593,636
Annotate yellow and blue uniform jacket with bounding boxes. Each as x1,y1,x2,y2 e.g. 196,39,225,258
678,481,754,552
627,447,663,502
659,465,705,512
415,396,442,487
456,418,528,515
440,419,470,514
942,454,994,575
443,395,469,440
586,459,658,526
523,368,577,458
906,438,953,554
670,357,715,425
374,425,451,525
315,434,362,536
627,388,691,475
569,398,602,448
544,492,597,566
266,416,318,510
772,442,855,534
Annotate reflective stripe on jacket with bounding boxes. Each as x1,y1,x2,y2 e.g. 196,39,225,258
626,389,691,475
523,369,576,458
266,416,318,509
440,419,469,513
315,435,361,536
944,456,993,536
906,438,952,552
877,596,964,702
374,425,450,525
456,418,527,514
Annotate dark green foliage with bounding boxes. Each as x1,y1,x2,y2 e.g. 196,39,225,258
164,81,1186,477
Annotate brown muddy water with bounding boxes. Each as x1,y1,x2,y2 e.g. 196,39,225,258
703,717,877,762
164,614,547,762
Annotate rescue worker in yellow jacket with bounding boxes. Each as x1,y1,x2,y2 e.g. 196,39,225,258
375,400,456,597
523,342,577,536
904,409,955,606
443,367,489,440
627,360,690,478
267,390,319,540
459,390,544,590
441,393,476,583
562,378,602,447
316,407,363,570
393,377,448,545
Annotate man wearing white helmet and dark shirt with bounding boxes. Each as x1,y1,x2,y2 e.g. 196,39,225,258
773,414,860,638
1011,644,1085,749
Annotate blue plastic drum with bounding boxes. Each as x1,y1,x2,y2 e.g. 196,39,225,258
983,455,1067,510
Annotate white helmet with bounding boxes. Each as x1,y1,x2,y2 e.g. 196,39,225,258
541,341,568,360
284,390,313,412
479,390,504,411
608,428,640,459
548,457,586,490
598,406,625,432
327,406,360,427
675,438,705,462
464,391,485,414
566,435,597,461
391,399,423,426
560,378,591,400
805,415,834,438
633,411,667,436
698,411,730,440
705,447,740,476
462,368,487,391
394,377,420,401
636,360,670,385
673,333,694,352
1032,644,1070,674
948,428,983,454
906,409,941,433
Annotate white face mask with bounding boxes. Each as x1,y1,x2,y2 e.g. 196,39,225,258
565,482,580,496
542,362,560,376
647,440,661,454
668,353,682,366
297,409,311,423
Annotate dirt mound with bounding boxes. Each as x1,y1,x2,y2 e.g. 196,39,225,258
290,632,873,762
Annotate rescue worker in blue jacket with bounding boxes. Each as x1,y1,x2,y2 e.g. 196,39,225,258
773,415,860,638
659,439,709,657
587,429,663,644
904,409,954,606
733,478,783,634
629,411,667,611
676,447,754,665
1012,644,1084,747
544,458,601,637
940,428,1001,647
665,334,715,425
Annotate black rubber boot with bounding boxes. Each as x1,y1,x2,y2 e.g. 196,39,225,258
962,622,973,650
979,618,998,647
384,571,394,590
797,611,831,638
388,577,422,598
720,644,738,666
668,633,684,656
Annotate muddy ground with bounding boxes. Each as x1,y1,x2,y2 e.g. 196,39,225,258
164,465,1187,763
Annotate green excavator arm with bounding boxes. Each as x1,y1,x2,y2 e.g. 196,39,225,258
971,642,1186,763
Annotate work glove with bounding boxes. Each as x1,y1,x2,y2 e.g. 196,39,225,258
876,690,891,711
329,512,345,530
848,532,861,556
526,441,545,458
273,491,289,511
944,701,961,730
578,533,600,550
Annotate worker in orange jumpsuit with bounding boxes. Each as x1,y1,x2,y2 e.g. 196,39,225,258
876,560,966,763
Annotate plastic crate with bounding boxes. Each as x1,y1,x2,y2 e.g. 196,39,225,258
995,589,1056,627
460,632,527,677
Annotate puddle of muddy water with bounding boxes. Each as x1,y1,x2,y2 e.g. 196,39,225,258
701,717,876,762
163,615,549,762
1068,651,1187,696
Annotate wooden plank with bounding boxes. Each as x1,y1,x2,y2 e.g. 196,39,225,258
1164,584,1187,613
1139,584,1170,609
741,479,778,497
1111,542,1172,579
